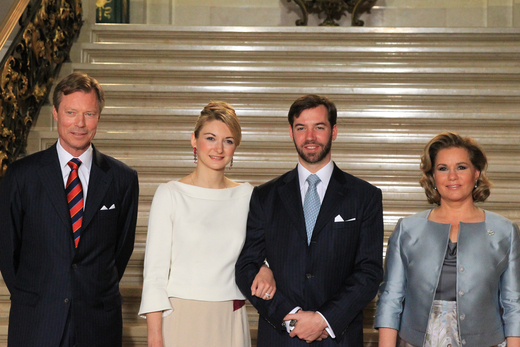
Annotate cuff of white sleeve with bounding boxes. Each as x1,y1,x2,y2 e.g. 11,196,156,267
316,311,335,339
284,306,301,333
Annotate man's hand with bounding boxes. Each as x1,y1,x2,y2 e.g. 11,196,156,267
317,330,329,341
284,310,328,343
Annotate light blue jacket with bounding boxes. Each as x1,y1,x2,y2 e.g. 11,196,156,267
375,210,520,347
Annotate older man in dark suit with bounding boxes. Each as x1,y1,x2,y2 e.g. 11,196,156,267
236,94,383,346
0,72,139,346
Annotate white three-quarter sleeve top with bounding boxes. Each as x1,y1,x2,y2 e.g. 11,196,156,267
139,181,254,317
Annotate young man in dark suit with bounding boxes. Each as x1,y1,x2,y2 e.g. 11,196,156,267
236,94,384,346
0,72,139,346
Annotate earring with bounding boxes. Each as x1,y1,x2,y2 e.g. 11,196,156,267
193,147,197,163
229,157,233,169
474,181,478,189
434,186,437,190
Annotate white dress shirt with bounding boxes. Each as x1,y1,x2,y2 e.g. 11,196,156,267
297,160,334,206
56,140,93,205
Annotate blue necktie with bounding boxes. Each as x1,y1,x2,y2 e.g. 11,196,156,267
303,174,321,245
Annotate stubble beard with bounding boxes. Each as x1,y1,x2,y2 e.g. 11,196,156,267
294,136,333,165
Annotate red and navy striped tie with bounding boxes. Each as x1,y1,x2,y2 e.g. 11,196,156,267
66,158,83,248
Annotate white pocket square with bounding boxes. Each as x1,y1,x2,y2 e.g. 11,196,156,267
101,204,116,211
334,215,344,222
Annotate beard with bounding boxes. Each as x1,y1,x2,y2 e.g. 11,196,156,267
294,135,333,165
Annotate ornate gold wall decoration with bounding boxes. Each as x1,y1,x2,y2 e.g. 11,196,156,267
288,0,377,26
0,0,82,179
96,0,129,23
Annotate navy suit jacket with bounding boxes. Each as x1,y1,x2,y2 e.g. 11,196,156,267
0,143,139,346
236,163,383,346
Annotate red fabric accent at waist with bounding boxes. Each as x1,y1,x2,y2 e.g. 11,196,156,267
233,300,245,311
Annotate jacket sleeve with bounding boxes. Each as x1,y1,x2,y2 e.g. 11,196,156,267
500,222,520,337
374,218,407,331
114,168,139,280
0,164,23,293
235,187,296,331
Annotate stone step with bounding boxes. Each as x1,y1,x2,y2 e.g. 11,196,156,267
26,144,520,202
72,83,520,100
79,41,520,66
0,317,7,346
71,62,520,86
87,25,520,46
30,125,520,148
39,103,520,121
84,87,520,112
36,107,520,138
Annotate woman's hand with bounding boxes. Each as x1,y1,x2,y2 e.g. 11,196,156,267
378,327,398,347
251,264,276,300
146,311,164,347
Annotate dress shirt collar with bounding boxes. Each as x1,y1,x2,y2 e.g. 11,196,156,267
297,159,334,191
56,139,93,173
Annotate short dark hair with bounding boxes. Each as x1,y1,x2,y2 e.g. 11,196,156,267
53,72,105,113
288,94,337,127
420,132,491,205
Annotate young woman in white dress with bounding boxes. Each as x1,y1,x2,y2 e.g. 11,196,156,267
139,101,275,347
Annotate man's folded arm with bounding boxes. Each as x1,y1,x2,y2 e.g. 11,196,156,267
235,188,296,328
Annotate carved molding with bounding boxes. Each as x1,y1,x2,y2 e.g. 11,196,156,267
288,0,378,26
0,0,82,179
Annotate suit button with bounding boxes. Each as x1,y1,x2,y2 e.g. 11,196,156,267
462,339,467,345
459,290,464,296
460,314,465,320
306,274,313,279
64,298,70,304
459,266,464,272
72,264,77,269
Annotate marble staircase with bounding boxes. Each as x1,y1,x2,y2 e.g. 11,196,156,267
1,25,520,346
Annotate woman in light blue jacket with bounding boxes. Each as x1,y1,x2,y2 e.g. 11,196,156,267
375,132,520,347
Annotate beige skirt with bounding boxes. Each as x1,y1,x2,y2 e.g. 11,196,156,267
162,297,251,347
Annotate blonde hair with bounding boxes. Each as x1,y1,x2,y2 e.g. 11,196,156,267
194,101,242,146
420,132,491,205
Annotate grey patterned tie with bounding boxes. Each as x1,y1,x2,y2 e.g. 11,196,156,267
303,174,321,245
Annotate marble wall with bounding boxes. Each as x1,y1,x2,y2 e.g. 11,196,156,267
0,0,15,21
127,0,519,27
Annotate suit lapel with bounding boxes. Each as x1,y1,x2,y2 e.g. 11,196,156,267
37,144,71,230
278,167,307,243
312,164,349,238
82,147,113,232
